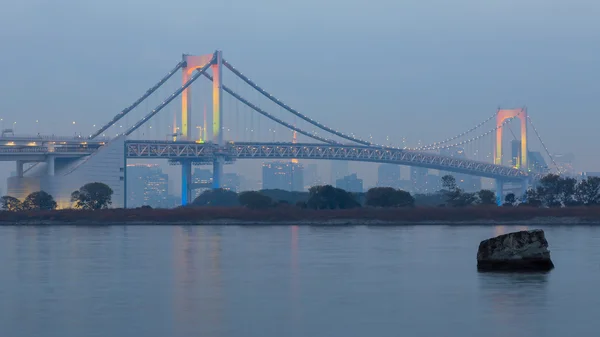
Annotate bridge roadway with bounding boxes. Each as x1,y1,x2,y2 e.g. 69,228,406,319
0,134,105,161
125,140,528,181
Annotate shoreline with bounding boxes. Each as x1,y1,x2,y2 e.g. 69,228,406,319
4,206,600,226
1,217,599,226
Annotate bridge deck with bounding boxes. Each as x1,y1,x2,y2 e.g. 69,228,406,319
125,140,528,181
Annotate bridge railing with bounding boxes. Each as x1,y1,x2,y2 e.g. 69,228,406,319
0,146,96,154
0,134,110,142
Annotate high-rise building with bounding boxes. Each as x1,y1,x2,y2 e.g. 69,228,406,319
262,161,304,191
222,173,241,192
410,167,428,193
377,164,401,188
304,163,322,190
511,140,521,168
330,161,348,185
554,153,575,176
440,147,481,192
336,173,363,193
192,168,213,199
127,164,169,208
529,151,549,173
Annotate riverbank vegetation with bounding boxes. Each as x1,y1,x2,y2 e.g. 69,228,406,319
1,174,600,223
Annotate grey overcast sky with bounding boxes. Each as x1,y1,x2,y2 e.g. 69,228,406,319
0,0,599,187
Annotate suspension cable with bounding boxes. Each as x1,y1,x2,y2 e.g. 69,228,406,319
202,72,339,144
222,59,373,146
411,112,521,151
125,55,215,136
527,115,560,173
90,60,185,139
414,109,500,150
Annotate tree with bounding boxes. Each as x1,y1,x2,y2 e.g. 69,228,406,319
522,189,542,207
71,182,114,210
441,175,457,191
440,175,474,207
575,176,600,206
192,189,239,206
503,193,516,207
1,196,23,211
532,174,578,207
365,187,414,207
307,185,360,210
22,191,57,211
477,189,496,205
238,191,273,209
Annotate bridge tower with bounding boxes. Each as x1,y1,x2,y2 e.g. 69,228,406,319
494,108,528,169
494,107,528,205
180,51,223,205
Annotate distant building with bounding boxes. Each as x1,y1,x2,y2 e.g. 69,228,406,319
410,167,428,193
222,173,241,192
336,173,363,193
262,161,304,191
582,172,600,179
192,168,212,199
330,161,348,185
440,147,481,192
554,153,575,176
127,164,169,208
377,164,401,188
528,151,549,174
510,140,549,173
304,163,322,190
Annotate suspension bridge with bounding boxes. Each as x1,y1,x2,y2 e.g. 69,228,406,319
3,50,556,207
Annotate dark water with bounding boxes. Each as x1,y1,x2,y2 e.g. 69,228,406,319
1,224,599,337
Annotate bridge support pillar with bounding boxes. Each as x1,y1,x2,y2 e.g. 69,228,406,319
46,156,55,176
181,160,192,206
212,157,223,189
520,179,528,203
16,161,24,177
495,179,504,206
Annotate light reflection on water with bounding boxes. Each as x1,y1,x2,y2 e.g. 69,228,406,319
0,224,599,337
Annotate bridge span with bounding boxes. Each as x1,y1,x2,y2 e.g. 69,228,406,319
125,141,528,181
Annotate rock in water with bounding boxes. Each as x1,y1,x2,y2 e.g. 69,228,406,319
477,229,554,271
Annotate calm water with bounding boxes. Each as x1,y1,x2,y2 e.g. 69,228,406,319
1,224,599,337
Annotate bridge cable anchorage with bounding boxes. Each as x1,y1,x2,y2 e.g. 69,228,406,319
124,54,216,136
412,109,500,150
222,59,381,147
201,72,341,145
89,60,185,139
415,111,522,151
527,115,560,173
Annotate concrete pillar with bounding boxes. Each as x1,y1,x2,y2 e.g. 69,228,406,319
46,156,55,176
212,157,224,189
495,179,504,206
16,160,24,177
520,178,528,203
181,160,192,205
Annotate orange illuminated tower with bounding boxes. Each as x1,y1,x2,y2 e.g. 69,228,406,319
494,108,528,170
181,53,215,141
179,51,224,205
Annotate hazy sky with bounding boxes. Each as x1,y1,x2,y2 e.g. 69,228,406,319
1,0,599,190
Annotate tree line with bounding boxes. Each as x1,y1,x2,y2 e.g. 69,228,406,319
3,174,598,212
1,182,113,211
190,175,492,210
192,174,600,210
